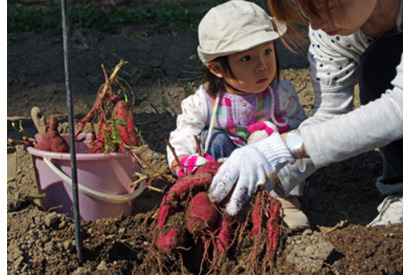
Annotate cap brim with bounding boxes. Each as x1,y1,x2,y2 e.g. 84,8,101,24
198,19,287,64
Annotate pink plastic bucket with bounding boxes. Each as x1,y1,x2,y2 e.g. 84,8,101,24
26,133,148,221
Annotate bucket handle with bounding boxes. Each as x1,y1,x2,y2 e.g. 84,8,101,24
44,158,146,204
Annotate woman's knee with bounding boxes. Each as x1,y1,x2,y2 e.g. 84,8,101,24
358,32,402,104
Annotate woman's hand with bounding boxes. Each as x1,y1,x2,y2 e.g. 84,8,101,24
208,132,294,216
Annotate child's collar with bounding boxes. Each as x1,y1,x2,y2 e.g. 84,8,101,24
224,78,277,96
224,81,249,96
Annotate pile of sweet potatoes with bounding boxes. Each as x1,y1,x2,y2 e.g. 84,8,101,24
74,60,142,154
149,161,284,274
8,114,71,153
25,60,142,154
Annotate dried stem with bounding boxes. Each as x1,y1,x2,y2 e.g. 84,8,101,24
146,185,164,193
132,151,175,184
99,60,127,99
194,135,202,156
164,139,186,177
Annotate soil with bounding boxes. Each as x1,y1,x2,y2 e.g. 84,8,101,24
7,8,403,274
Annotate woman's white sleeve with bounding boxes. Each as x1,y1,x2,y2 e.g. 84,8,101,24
301,56,403,168
166,88,208,167
300,27,371,127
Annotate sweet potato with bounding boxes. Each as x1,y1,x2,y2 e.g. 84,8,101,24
34,133,51,151
251,192,263,235
88,132,105,153
185,192,219,235
266,202,281,255
74,60,142,154
260,193,282,272
157,197,177,230
47,116,69,153
157,172,214,229
48,129,69,153
156,212,188,253
156,227,188,254
216,211,233,253
34,115,69,153
112,99,140,151
88,121,111,153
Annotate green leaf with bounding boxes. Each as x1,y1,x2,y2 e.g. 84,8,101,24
189,54,198,60
114,118,127,127
134,96,149,107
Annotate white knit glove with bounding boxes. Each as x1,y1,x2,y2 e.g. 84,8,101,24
208,132,294,216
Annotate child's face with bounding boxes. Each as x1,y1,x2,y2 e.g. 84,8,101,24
224,42,277,95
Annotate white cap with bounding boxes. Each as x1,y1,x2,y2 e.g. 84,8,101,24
197,0,287,64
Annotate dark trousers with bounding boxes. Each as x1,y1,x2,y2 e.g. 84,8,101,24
199,129,238,161
358,31,403,192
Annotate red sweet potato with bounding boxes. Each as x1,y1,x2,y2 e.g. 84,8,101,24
34,115,69,153
48,129,69,152
216,212,233,253
157,172,213,229
156,227,188,254
185,192,219,235
34,133,51,151
251,192,263,235
112,99,140,151
156,212,188,253
48,116,69,153
266,202,281,255
157,197,178,230
88,132,105,153
75,61,142,154
88,121,111,153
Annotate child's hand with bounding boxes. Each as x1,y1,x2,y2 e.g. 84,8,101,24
248,121,276,144
248,119,289,144
248,121,276,135
177,154,215,178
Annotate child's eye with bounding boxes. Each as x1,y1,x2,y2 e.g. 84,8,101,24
265,49,273,55
240,55,251,62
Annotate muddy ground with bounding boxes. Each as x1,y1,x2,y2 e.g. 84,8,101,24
7,3,403,274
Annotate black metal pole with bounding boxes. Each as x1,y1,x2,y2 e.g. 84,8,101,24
60,0,83,261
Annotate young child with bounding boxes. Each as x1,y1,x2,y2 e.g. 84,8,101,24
167,0,306,178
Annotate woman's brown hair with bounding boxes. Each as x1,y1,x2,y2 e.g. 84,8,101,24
268,0,341,51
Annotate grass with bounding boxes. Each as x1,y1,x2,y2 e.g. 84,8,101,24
8,1,224,35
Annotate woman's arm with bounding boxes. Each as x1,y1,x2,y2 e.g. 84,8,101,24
298,56,403,167
300,27,372,128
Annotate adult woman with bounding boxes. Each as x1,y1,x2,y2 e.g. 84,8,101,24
208,0,403,228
